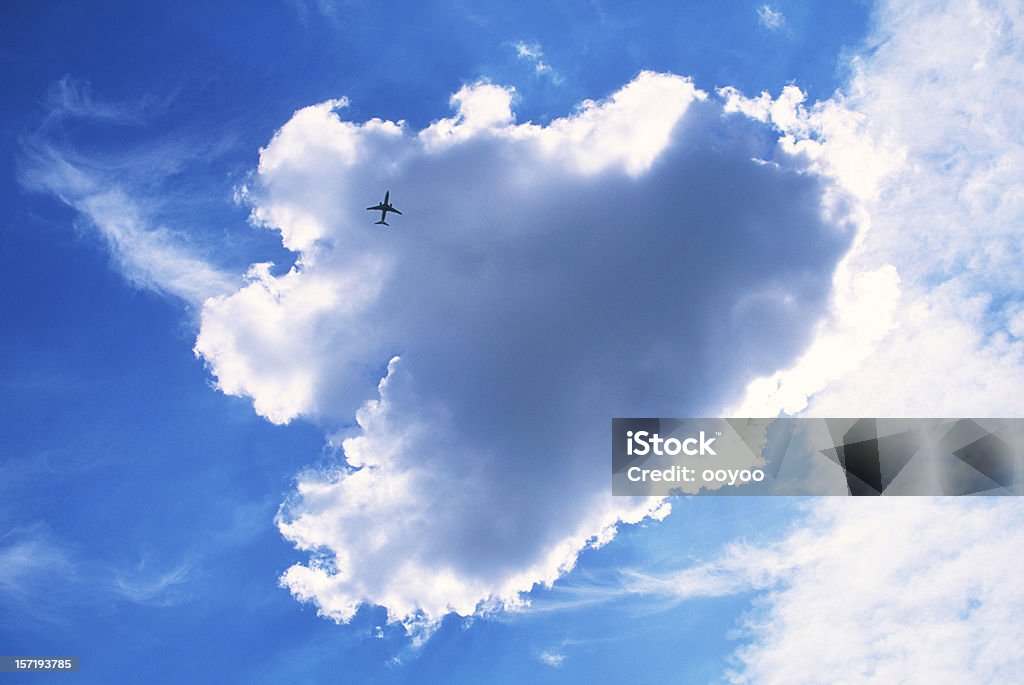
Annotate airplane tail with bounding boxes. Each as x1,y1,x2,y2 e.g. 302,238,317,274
376,220,389,226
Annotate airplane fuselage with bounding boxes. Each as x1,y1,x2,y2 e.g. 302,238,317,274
366,190,402,226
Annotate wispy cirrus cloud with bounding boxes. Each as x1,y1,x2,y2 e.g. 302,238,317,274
757,5,786,32
537,650,566,667
19,77,239,305
111,556,195,606
513,40,562,82
0,524,195,627
20,147,238,304
41,75,146,127
0,525,76,609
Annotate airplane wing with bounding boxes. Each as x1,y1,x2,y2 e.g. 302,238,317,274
367,204,386,211
391,208,402,215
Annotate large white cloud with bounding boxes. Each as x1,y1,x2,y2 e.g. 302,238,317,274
193,71,858,629
702,0,1024,681
625,499,1024,684
731,0,1024,418
730,501,1024,684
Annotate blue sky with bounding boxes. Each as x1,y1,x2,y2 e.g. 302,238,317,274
5,1,1024,683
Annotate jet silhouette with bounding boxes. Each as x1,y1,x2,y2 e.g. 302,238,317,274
366,190,402,226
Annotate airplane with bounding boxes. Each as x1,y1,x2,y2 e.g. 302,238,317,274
366,190,402,226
